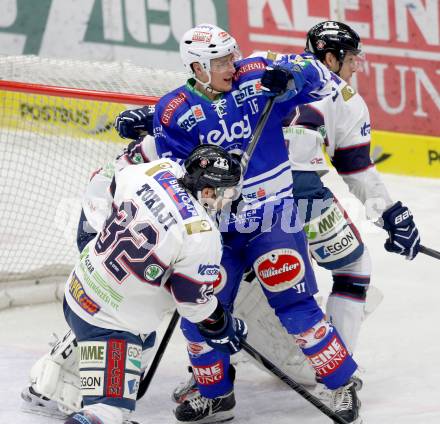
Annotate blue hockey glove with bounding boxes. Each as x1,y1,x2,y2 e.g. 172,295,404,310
114,105,155,139
197,307,248,355
261,58,306,101
381,201,420,260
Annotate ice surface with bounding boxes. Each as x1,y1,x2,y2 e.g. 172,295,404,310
1,171,440,423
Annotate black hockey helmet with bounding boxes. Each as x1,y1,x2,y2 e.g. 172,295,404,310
305,21,361,63
182,144,242,200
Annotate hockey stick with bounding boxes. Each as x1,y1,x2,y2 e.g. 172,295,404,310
374,220,439,260
241,340,349,424
240,96,276,174
419,245,440,260
137,309,180,400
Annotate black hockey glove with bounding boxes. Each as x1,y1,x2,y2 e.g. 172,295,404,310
261,66,292,96
197,303,247,354
381,201,420,260
114,105,155,139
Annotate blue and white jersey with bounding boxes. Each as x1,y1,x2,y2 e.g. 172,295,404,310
153,54,331,211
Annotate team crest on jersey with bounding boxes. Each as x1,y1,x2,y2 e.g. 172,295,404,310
255,248,305,292
211,99,227,118
144,264,164,282
154,171,199,220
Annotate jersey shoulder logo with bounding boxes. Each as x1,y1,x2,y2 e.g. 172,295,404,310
161,92,187,126
341,84,356,102
234,59,266,80
185,220,212,235
145,161,173,176
154,171,199,220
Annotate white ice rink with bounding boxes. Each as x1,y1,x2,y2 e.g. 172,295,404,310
1,171,440,423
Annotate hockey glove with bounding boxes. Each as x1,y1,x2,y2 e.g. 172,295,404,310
114,105,155,139
261,58,305,101
381,201,420,260
197,305,248,355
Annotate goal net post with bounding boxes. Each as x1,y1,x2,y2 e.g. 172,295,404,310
0,55,187,309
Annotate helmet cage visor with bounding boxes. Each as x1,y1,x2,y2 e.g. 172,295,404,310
209,50,242,73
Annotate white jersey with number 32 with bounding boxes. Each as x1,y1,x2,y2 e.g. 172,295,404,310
65,159,221,335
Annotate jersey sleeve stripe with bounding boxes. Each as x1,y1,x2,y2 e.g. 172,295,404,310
334,141,371,151
169,273,211,304
336,164,375,175
332,143,373,174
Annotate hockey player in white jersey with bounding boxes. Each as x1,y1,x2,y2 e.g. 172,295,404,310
285,20,420,352
22,145,248,424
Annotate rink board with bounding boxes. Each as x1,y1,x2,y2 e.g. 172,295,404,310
371,130,440,179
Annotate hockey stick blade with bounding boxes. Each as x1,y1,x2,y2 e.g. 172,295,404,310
419,245,440,260
241,340,349,424
137,309,180,400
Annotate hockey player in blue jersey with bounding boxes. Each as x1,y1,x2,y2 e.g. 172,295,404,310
149,24,361,424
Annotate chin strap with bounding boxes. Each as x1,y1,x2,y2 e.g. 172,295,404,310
193,73,222,96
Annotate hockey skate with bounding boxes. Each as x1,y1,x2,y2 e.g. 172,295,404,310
65,410,141,424
174,390,235,423
172,367,199,404
312,371,363,406
331,379,362,424
21,385,69,419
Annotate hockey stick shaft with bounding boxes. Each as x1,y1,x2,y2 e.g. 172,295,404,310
240,96,276,174
419,244,440,260
137,309,180,400
241,340,349,424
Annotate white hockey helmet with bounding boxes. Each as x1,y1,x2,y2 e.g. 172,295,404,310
180,23,240,77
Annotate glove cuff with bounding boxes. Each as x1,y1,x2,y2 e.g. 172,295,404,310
197,303,229,336
381,201,403,230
